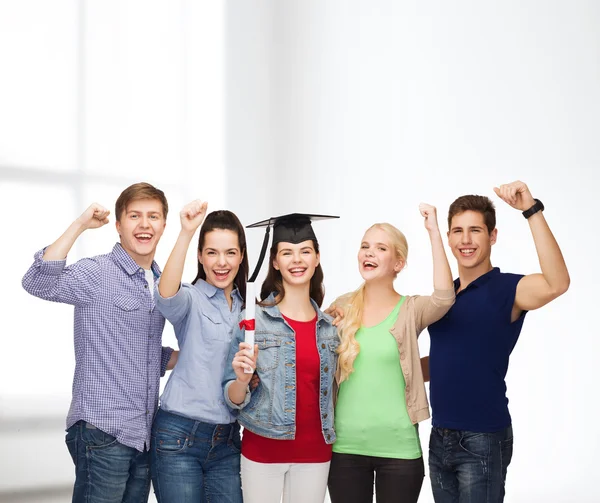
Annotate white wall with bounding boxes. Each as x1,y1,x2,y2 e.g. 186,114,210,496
1,1,597,501
226,1,597,502
0,0,225,499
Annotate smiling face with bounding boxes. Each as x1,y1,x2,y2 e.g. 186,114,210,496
358,226,404,283
199,229,244,296
273,240,320,289
115,198,166,268
448,210,497,272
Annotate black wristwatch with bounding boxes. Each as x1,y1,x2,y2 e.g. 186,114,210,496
522,199,544,219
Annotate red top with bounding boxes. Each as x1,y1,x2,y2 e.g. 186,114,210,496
241,314,332,463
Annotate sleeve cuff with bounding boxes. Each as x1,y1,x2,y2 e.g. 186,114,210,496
431,288,456,305
155,279,186,305
160,346,175,377
224,380,251,410
34,247,67,275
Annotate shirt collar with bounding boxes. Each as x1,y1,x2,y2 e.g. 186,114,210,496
261,292,331,323
111,242,161,277
456,267,500,293
193,278,243,303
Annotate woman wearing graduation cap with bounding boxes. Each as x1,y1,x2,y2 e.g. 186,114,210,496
222,213,340,503
326,204,455,503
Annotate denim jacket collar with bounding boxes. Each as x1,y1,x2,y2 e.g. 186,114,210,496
260,292,332,324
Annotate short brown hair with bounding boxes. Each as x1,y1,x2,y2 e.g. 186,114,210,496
448,195,496,234
115,182,168,222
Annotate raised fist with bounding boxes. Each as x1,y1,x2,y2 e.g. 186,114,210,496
493,181,536,212
419,203,439,233
180,200,208,233
76,203,110,230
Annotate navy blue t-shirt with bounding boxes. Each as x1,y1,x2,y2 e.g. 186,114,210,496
428,268,526,432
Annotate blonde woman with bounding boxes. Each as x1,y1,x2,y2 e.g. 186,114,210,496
327,204,455,503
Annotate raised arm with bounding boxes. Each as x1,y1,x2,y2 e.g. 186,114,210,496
44,203,110,260
158,200,207,298
420,203,454,292
494,181,570,319
22,204,109,305
413,204,455,330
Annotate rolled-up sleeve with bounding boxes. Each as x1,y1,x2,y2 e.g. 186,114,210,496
160,346,175,377
154,281,193,328
22,248,99,306
414,288,456,331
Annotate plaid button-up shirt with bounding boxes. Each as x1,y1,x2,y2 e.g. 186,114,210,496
22,243,172,451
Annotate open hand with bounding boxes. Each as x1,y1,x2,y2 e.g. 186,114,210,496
324,305,345,327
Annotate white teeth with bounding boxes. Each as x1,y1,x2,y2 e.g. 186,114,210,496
461,249,475,254
290,268,305,273
364,262,377,267
136,234,152,239
214,270,229,274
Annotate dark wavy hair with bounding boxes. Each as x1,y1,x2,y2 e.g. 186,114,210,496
259,240,325,307
191,210,249,303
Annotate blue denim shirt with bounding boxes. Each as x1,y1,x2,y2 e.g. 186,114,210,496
222,293,340,444
156,279,243,425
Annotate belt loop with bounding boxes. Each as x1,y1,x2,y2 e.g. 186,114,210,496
227,422,238,445
188,420,201,448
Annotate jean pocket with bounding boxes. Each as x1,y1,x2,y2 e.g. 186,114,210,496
65,426,78,463
81,424,118,450
500,435,513,467
154,428,188,454
459,432,490,459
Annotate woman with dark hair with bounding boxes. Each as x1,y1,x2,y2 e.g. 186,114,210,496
222,214,339,503
150,200,248,503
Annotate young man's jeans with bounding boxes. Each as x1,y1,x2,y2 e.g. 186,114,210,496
65,420,151,503
428,425,513,503
150,408,243,503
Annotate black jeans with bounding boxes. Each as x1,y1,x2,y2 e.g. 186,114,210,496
328,452,424,503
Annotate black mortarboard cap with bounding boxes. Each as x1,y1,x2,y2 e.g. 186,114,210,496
247,213,339,282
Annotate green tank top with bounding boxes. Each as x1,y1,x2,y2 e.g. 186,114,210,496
333,297,422,459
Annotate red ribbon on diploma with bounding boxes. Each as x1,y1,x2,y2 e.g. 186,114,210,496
239,319,255,331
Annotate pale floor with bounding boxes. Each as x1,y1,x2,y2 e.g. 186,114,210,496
0,487,333,503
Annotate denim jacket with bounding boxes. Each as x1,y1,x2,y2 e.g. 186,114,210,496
222,293,340,444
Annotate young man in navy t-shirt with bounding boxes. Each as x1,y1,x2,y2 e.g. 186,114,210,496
427,180,569,503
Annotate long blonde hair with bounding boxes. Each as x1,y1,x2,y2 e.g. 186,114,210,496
336,223,408,383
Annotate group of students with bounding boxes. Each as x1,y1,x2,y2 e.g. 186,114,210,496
22,179,569,503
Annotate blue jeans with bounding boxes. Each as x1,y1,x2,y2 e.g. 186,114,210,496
150,408,243,503
428,426,513,503
65,420,151,503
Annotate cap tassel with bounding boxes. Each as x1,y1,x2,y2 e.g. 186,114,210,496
248,224,271,282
